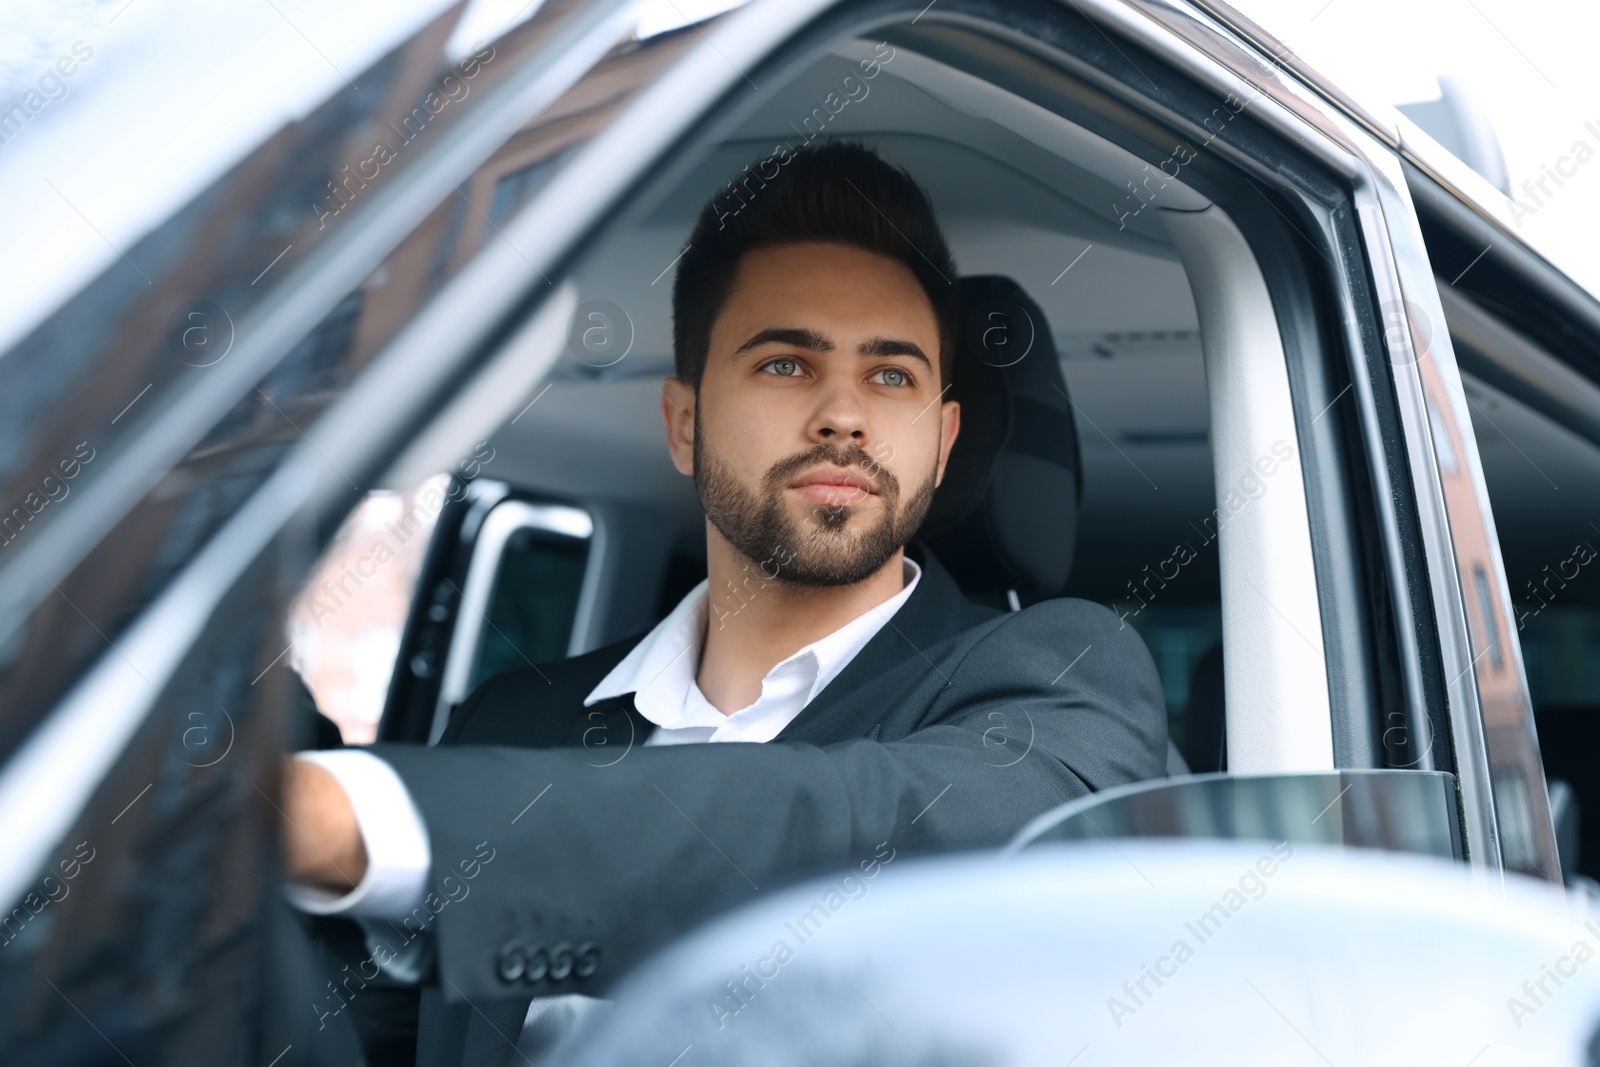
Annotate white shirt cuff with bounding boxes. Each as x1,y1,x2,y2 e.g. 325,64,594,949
283,749,431,919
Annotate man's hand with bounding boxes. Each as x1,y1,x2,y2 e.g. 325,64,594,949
280,757,369,891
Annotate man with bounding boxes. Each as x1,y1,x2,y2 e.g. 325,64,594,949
283,140,1168,1061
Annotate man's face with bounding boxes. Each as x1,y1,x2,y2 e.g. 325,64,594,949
662,241,961,586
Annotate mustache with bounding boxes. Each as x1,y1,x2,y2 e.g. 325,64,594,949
762,443,898,496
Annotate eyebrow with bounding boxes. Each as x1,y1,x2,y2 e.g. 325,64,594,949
859,335,932,370
734,326,832,356
733,327,932,371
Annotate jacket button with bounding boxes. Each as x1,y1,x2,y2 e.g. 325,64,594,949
496,941,525,983
524,945,549,984
549,942,575,981
574,942,601,979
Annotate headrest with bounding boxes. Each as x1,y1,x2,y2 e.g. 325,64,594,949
916,275,1082,603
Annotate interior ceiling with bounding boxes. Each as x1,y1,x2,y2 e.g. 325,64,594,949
487,39,1218,601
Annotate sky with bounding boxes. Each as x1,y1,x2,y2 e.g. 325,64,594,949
1230,0,1600,295
0,0,1595,354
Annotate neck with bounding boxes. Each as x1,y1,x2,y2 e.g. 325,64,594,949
694,521,907,715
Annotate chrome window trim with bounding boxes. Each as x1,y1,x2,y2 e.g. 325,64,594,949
1359,157,1507,877
1322,180,1439,784
566,503,613,659
1175,1,1400,150
431,498,593,744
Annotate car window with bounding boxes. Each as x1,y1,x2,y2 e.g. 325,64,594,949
436,495,594,741
1451,306,1600,879
477,47,1226,746
285,477,594,745
467,523,590,688
434,9,1427,794
286,476,450,743
0,7,705,1059
0,2,697,757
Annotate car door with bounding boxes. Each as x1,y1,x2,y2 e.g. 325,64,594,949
1399,116,1600,883
0,1,1565,1064
0,2,704,1062
1006,2,1560,886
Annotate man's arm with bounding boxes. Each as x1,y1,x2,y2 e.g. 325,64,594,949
359,598,1166,1001
282,757,367,889
279,668,517,910
281,750,434,918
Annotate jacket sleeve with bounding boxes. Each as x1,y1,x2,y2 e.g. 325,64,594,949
367,597,1167,1001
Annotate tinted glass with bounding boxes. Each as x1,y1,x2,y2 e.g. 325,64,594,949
467,527,590,691
1462,368,1600,878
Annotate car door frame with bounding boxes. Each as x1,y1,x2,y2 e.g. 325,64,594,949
1119,0,1560,882
377,477,597,744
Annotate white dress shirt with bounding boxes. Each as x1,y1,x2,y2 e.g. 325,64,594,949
286,556,921,919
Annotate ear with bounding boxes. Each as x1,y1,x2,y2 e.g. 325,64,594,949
933,398,960,488
661,377,697,477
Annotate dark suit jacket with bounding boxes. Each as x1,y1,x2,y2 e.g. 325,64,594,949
367,542,1168,1064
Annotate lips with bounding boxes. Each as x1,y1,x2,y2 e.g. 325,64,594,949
790,465,875,505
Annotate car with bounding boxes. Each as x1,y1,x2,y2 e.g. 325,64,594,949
1,0,1596,1062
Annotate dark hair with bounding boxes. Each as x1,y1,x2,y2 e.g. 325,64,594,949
672,140,958,390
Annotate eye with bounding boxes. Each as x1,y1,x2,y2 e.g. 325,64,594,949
761,357,804,377
870,367,913,388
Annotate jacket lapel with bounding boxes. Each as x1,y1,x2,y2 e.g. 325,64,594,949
772,543,994,743
560,695,657,750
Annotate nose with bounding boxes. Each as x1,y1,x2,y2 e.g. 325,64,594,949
807,380,870,448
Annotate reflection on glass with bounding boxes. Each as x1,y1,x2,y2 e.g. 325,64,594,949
1012,770,1463,862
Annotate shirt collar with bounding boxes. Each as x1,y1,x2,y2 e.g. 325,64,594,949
583,557,922,725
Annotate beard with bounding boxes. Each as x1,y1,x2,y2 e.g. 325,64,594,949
693,430,937,587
